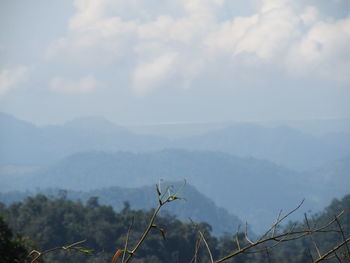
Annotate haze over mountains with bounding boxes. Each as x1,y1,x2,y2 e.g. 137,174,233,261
1,112,348,170
0,112,349,233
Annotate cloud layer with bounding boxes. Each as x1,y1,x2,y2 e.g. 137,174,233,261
44,0,350,95
0,0,349,125
49,75,100,94
0,66,28,97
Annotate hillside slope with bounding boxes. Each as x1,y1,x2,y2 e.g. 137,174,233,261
0,182,244,236
0,149,327,232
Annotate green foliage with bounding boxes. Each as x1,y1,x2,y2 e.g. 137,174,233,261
1,194,217,263
0,182,244,237
0,215,30,263
1,193,349,263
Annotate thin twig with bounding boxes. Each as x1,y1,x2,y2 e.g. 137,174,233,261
314,237,350,263
122,216,134,263
245,222,254,245
259,199,304,241
335,216,350,257
235,232,241,251
199,231,214,263
189,236,202,263
214,210,346,263
334,252,342,263
304,213,322,258
28,240,91,263
124,184,184,263
272,209,283,237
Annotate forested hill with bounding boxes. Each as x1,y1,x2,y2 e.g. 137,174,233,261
0,182,243,237
1,113,349,233
0,150,307,232
1,193,349,263
2,149,349,233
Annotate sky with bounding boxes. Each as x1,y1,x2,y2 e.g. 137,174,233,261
0,0,349,125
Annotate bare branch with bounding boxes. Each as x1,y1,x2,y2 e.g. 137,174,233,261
235,231,241,251
245,222,254,245
199,231,214,263
123,183,184,263
28,240,92,263
188,236,202,263
314,237,350,263
304,213,322,258
272,209,283,237
214,210,346,263
335,216,350,257
121,217,134,263
259,199,304,241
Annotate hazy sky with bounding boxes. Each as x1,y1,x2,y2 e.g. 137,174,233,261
0,0,349,125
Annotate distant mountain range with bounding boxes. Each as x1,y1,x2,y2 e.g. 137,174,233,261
0,113,168,166
2,148,349,232
172,123,347,170
0,113,348,170
0,112,349,232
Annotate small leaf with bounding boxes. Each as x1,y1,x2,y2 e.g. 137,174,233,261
173,196,185,201
112,249,122,263
64,240,86,249
156,183,161,196
153,225,166,240
159,227,166,240
75,247,93,254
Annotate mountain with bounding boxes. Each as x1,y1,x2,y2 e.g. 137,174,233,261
63,116,128,134
0,113,169,166
1,113,347,171
320,132,350,152
279,118,350,135
126,121,232,138
0,113,45,165
0,149,334,233
0,182,244,237
304,155,350,201
173,123,348,171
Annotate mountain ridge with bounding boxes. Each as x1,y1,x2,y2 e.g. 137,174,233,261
1,112,348,170
0,148,338,233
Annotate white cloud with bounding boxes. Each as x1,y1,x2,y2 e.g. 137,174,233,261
287,16,350,82
45,0,350,94
49,75,100,94
0,66,28,97
300,6,320,26
132,52,178,95
260,0,291,13
234,7,299,59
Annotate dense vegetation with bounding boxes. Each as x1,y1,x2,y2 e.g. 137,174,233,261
0,216,29,263
1,193,349,263
0,183,243,237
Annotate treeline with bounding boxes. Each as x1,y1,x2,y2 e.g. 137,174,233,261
1,193,349,263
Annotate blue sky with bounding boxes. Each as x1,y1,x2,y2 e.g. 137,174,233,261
0,0,349,125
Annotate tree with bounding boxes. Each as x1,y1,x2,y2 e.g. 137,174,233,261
0,216,29,263
1,184,350,263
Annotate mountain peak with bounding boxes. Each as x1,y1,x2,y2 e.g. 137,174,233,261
63,116,128,134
